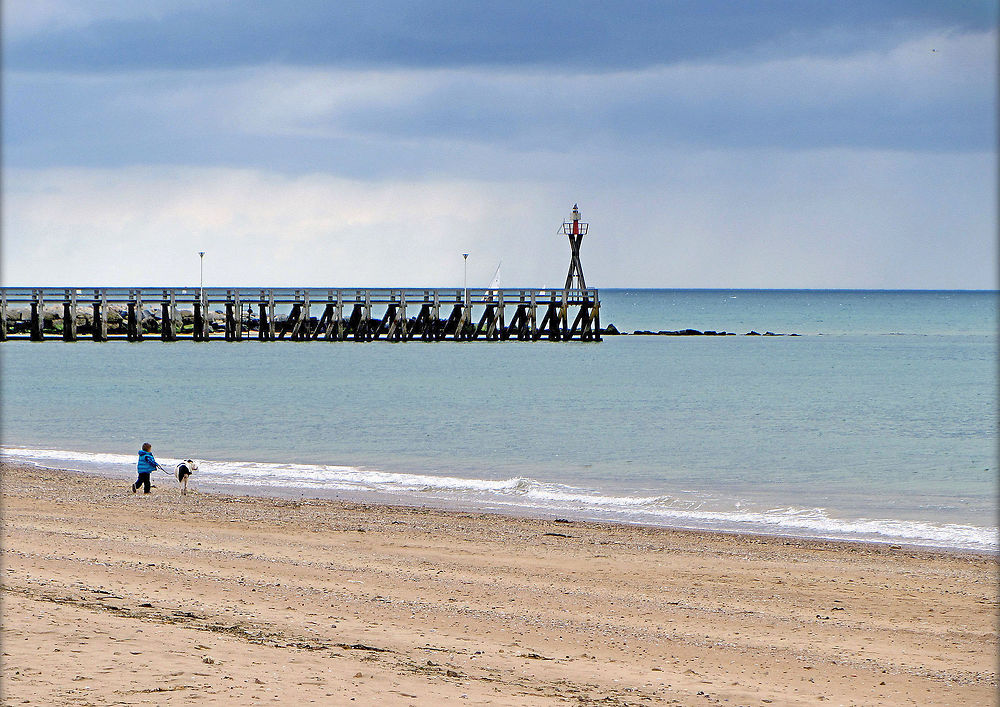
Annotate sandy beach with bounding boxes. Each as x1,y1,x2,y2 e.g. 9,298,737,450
1,463,996,705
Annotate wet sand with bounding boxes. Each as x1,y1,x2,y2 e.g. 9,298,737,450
2,463,996,705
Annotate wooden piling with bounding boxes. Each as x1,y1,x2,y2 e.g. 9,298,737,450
93,290,108,342
126,290,143,341
30,290,44,341
161,290,178,341
224,290,243,341
61,290,78,341
258,290,274,341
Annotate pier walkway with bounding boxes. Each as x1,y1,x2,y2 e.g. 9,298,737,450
0,287,601,342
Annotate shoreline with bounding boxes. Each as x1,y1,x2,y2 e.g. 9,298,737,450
38,460,1000,559
3,462,997,704
5,448,997,555
122,473,1000,559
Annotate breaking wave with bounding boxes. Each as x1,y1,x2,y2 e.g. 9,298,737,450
3,446,995,553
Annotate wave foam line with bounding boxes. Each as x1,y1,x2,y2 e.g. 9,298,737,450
3,446,996,552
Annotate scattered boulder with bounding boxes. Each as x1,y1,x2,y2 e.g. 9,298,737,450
4,307,27,322
631,328,800,336
627,328,800,336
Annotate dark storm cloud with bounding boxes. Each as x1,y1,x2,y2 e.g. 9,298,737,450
4,1,995,71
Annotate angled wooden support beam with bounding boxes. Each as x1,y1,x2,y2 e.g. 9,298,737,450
548,296,564,341
567,293,599,341
559,290,570,340
288,291,311,341
363,292,373,341
431,291,443,341
477,304,499,340
534,296,564,341
529,292,538,340
311,296,341,341
503,304,529,340
335,291,346,341
412,303,432,340
347,302,364,340
396,290,410,341
278,303,300,340
443,303,463,339
257,290,274,341
378,304,397,341
533,303,552,341
569,301,591,341
383,291,407,342
578,298,601,341
314,302,337,340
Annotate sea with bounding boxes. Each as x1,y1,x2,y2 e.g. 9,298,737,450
2,289,996,553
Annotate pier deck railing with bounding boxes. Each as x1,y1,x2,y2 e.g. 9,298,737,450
0,287,601,342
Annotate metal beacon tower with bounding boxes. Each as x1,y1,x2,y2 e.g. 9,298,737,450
561,204,588,290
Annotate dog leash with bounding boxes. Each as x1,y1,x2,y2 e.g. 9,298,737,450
155,465,179,481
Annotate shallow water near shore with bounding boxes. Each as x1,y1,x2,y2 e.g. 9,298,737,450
2,289,996,551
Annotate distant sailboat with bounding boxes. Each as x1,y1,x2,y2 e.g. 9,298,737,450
484,260,502,301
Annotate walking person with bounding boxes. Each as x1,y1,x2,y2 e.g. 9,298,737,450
132,442,161,494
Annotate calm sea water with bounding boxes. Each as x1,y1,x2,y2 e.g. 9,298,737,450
2,290,996,551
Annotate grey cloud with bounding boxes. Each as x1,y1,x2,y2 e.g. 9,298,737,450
4,28,993,181
4,1,995,71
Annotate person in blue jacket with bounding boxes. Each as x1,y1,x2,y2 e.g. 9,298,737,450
132,442,162,494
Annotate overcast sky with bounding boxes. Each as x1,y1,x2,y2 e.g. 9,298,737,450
2,1,996,289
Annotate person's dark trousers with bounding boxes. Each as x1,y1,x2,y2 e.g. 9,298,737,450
133,472,151,493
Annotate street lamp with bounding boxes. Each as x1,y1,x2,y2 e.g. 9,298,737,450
195,251,206,341
462,253,469,305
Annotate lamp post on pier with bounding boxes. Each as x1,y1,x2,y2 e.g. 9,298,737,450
196,251,206,341
462,253,469,306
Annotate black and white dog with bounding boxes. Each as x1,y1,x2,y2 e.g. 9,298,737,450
175,459,199,495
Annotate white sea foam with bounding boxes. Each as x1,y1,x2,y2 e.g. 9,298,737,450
3,445,996,553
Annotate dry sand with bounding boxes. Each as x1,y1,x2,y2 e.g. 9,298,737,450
1,463,996,705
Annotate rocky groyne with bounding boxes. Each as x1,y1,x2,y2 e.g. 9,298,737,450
602,324,800,337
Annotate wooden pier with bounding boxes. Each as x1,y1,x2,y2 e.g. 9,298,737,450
0,287,601,342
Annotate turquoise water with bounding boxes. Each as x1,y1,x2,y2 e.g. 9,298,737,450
2,290,996,551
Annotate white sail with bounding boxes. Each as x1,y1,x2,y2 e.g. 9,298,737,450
484,260,502,301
